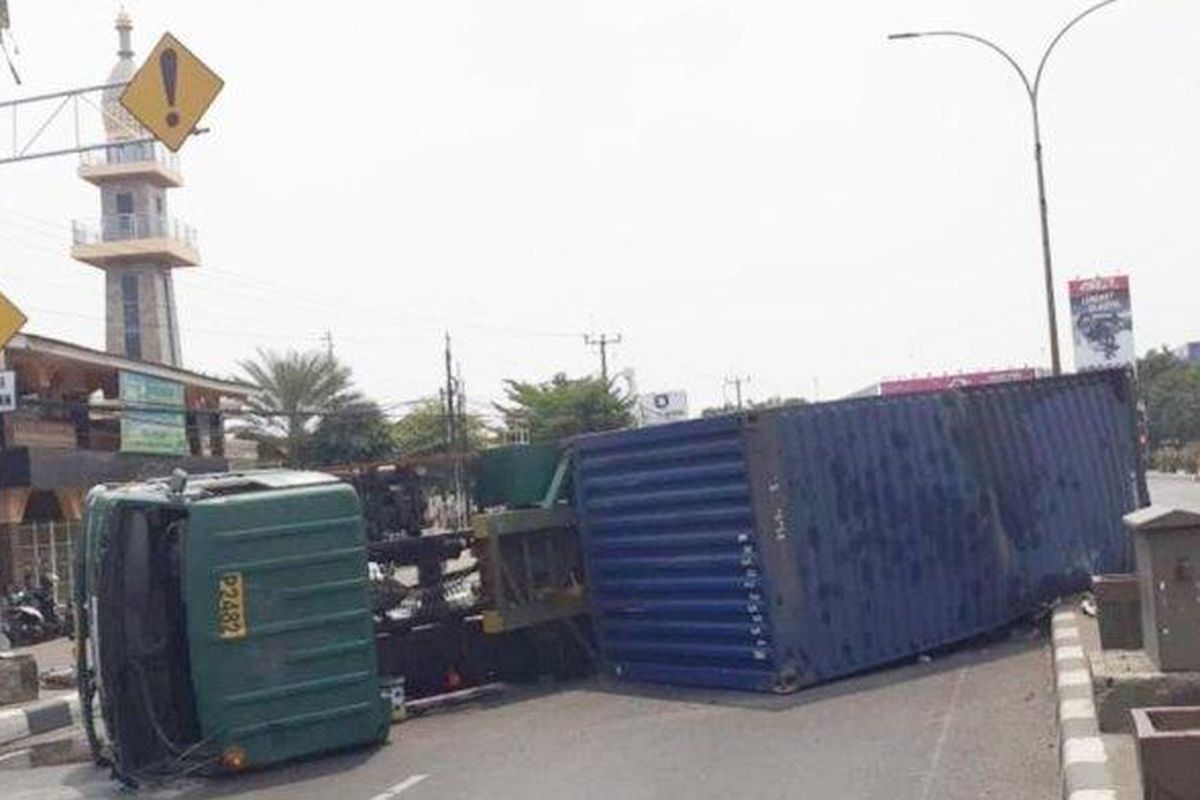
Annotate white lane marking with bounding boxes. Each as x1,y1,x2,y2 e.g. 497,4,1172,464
918,666,968,800
1068,791,1117,800
1063,737,1108,765
391,775,430,794
1060,698,1097,721
1057,645,1085,660
369,774,430,800
1053,610,1077,624
1057,669,1091,688
1054,626,1081,642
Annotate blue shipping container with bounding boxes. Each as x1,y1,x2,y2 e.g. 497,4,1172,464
572,369,1145,693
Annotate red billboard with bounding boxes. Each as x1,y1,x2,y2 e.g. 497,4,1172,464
879,368,1040,397
1068,274,1134,372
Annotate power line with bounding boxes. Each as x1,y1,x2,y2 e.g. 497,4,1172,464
0,203,582,344
13,395,443,430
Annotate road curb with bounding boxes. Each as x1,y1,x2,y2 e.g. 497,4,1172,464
1051,606,1118,800
0,694,81,747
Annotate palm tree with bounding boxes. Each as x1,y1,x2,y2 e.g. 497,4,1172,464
237,349,357,465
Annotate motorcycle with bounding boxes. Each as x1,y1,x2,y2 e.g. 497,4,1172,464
3,575,72,646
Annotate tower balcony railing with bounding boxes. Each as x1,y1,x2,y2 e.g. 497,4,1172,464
78,141,180,172
72,214,199,249
77,140,183,188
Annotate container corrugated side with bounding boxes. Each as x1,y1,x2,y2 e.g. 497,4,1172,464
770,368,1140,684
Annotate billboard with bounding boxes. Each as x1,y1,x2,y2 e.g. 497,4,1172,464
638,391,689,427
120,371,188,455
1173,341,1200,365
879,368,1039,397
1069,275,1135,372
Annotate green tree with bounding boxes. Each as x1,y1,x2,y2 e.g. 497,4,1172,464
1138,347,1200,449
392,398,492,456
237,349,357,465
701,395,807,418
303,400,396,465
497,373,633,443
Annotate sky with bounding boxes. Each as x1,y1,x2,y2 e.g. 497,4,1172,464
1,1,1197,419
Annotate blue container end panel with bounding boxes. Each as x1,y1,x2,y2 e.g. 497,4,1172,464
573,416,794,693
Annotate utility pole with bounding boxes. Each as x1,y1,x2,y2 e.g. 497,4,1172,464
725,375,751,410
320,330,334,359
444,332,456,453
454,361,467,528
455,363,467,453
584,333,622,383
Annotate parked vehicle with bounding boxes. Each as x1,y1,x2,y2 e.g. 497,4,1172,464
4,575,72,646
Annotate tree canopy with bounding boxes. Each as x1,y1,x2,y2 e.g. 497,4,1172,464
1138,347,1200,449
237,348,358,464
701,395,807,418
391,398,492,456
303,399,396,465
497,373,634,443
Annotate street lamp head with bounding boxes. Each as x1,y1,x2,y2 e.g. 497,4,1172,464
887,32,923,40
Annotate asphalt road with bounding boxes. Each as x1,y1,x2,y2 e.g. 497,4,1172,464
1146,471,1200,512
11,631,1059,800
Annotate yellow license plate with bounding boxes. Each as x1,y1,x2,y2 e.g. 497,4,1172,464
217,572,247,640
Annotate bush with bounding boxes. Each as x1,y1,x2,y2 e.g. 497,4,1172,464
1152,444,1200,474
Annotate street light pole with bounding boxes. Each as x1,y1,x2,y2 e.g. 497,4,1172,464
889,0,1122,376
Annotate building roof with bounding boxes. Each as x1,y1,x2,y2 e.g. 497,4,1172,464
1124,506,1200,532
4,332,253,397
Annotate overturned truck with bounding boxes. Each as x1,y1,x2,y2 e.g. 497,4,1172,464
74,368,1145,780
75,471,392,783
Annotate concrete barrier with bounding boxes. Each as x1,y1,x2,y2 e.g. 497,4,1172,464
0,653,38,708
1051,606,1118,800
0,695,81,747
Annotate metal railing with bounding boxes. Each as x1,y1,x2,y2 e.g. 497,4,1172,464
2,520,79,604
78,140,180,173
72,213,198,248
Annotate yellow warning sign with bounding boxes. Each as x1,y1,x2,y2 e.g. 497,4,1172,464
0,290,27,350
119,32,224,152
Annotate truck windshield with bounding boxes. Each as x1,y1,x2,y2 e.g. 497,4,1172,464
95,506,202,779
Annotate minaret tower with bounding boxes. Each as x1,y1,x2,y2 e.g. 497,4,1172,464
71,10,198,367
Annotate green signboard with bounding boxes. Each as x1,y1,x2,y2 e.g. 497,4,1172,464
120,371,188,455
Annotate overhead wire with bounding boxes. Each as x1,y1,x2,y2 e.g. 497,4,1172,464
0,222,569,354
0,201,582,343
0,183,606,412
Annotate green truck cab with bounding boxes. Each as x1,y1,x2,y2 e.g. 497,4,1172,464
75,470,390,784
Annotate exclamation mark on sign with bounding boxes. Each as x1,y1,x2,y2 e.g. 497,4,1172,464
160,47,179,128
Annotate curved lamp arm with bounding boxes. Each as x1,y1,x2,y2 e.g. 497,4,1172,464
1034,0,1122,96
888,31,1033,100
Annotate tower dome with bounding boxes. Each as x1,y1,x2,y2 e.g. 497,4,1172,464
102,9,145,142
